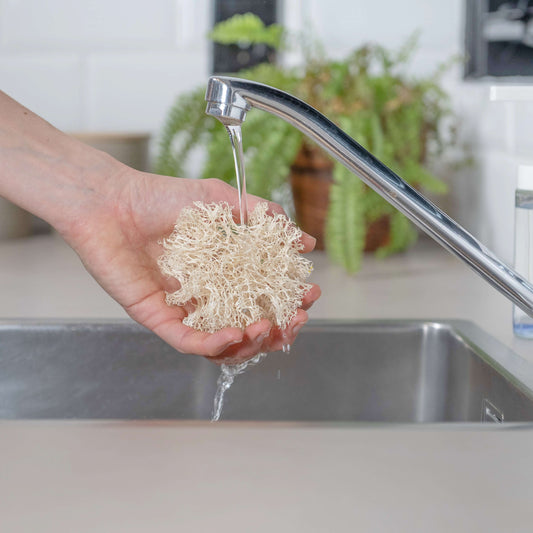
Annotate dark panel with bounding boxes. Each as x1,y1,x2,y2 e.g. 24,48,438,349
212,0,277,74
465,0,533,78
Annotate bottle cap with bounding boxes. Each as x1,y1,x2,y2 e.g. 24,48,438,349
518,165,533,190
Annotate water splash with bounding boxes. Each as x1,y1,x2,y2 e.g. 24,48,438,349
211,352,267,422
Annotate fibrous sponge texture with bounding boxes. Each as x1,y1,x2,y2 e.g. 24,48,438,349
158,202,313,333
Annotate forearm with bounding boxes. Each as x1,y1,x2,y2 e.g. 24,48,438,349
0,90,125,235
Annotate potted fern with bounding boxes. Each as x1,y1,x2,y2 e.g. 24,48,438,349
156,13,458,273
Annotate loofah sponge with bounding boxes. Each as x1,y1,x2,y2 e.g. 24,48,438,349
158,202,313,333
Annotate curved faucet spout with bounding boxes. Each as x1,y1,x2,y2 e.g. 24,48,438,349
205,75,533,317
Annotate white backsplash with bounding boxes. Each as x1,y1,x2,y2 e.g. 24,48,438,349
1,0,178,49
0,0,210,133
0,0,530,263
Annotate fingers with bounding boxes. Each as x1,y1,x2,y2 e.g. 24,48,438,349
126,292,245,357
204,180,284,219
135,292,316,365
140,284,319,363
301,283,321,310
299,232,317,253
206,318,271,365
208,309,309,365
264,309,309,353
230,196,287,225
155,318,244,357
147,288,318,364
245,194,285,217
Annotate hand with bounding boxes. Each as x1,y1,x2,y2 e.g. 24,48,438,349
0,90,320,363
60,166,321,363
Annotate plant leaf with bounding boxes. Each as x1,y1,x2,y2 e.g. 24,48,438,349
326,164,366,273
155,88,211,177
209,13,284,50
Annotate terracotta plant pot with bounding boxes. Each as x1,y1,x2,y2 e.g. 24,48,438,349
289,144,333,250
290,143,390,252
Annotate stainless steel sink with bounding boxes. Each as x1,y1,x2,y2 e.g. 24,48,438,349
1,319,533,422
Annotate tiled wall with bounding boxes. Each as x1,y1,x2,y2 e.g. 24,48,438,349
1,0,531,262
0,0,210,132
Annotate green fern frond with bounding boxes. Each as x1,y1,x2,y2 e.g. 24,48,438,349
155,88,210,177
363,190,396,222
393,30,422,67
201,127,236,183
243,112,302,199
400,161,448,194
326,163,366,273
374,210,418,258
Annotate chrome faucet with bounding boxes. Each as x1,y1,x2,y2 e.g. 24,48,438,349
205,76,533,317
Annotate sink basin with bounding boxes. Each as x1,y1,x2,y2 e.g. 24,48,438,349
1,319,533,422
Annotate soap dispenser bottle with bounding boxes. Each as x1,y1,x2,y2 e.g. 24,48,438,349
513,165,533,338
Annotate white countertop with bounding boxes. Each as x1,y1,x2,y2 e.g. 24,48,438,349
1,421,532,533
1,233,533,532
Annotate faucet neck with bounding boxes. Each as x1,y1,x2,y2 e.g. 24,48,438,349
204,75,533,316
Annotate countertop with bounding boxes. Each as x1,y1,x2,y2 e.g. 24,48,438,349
2,421,533,533
1,233,533,532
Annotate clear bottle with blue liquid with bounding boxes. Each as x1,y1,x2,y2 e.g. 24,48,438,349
513,165,533,338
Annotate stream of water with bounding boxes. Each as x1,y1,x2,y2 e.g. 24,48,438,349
211,352,267,422
210,124,290,421
211,123,252,421
225,124,248,225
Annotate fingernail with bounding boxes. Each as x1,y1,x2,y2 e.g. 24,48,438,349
221,339,241,351
303,233,316,245
292,323,305,335
255,329,271,343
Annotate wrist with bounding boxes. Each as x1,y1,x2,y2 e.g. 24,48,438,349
0,91,127,238
42,140,127,239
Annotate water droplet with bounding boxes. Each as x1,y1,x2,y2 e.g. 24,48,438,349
280,329,291,354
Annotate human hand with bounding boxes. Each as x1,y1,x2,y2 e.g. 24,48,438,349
0,89,319,362
59,166,321,363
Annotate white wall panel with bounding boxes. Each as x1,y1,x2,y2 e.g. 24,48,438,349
0,53,82,131
85,50,207,132
1,0,177,49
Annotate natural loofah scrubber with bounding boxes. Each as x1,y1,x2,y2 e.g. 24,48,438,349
158,202,313,333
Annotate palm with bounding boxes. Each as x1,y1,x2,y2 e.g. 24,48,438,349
65,170,321,363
